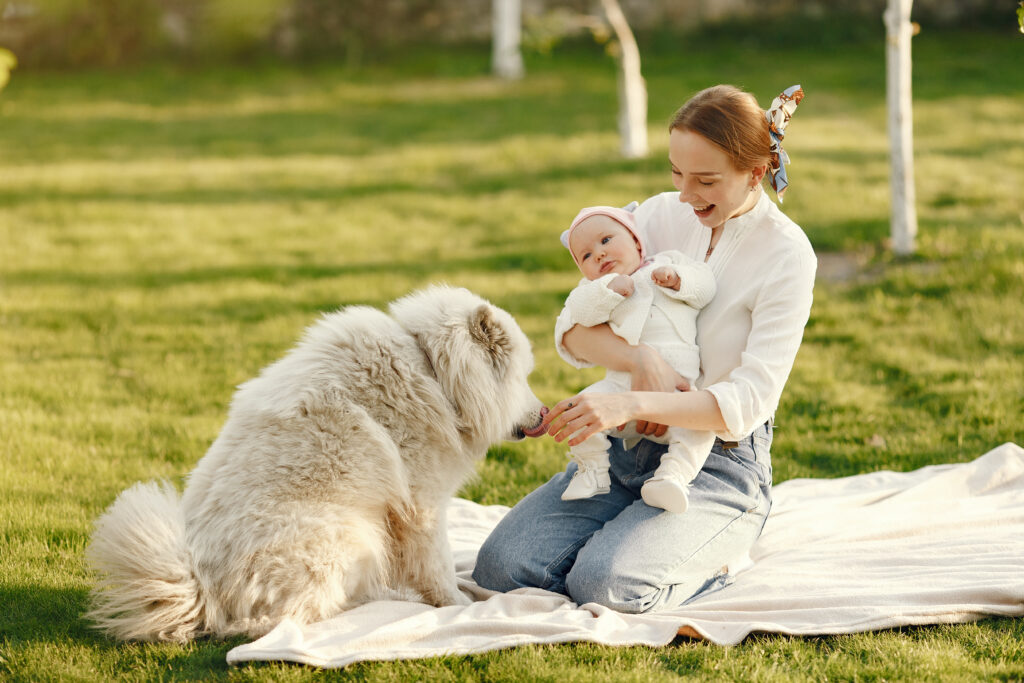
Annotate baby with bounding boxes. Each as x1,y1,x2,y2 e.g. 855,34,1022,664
556,206,717,513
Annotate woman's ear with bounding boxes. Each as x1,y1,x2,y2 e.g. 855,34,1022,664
750,164,768,188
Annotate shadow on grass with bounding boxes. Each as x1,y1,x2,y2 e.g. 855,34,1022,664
0,584,95,644
0,583,266,680
3,251,570,290
0,151,660,206
3,257,573,332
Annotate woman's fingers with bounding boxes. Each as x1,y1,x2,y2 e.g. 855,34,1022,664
567,424,602,447
545,396,598,443
544,396,580,437
635,419,669,436
546,393,637,445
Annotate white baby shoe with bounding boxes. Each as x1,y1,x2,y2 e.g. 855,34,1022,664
641,471,690,513
561,464,611,500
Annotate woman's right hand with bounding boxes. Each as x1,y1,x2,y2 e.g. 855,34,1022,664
628,344,690,437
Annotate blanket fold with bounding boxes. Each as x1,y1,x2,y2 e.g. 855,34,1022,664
228,442,1024,668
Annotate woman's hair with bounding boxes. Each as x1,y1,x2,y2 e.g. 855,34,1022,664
669,85,771,172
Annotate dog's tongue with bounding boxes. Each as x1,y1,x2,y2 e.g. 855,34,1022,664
523,407,549,438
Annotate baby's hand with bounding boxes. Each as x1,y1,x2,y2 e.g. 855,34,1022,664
651,267,681,291
609,275,634,297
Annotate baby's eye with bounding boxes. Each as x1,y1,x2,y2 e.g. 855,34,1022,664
581,252,591,261
601,236,611,244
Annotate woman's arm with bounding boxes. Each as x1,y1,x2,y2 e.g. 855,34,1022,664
542,389,726,447
563,324,687,391
562,324,689,436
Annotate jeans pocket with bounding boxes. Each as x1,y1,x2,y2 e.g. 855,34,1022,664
724,440,770,490
752,423,773,481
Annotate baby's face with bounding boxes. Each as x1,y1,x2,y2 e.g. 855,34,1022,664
569,216,643,280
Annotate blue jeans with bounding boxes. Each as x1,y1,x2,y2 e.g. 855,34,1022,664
473,422,773,613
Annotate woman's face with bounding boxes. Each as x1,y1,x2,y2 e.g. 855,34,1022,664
668,128,763,229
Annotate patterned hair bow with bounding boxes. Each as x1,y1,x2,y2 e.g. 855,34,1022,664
765,84,804,202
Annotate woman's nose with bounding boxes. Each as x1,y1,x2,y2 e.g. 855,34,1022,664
676,178,698,204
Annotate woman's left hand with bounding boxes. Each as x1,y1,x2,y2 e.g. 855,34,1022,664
542,393,639,447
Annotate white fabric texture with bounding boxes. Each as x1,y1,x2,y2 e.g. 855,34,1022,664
556,250,715,377
563,191,817,442
227,443,1024,668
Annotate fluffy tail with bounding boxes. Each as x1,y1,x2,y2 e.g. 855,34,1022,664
86,481,208,642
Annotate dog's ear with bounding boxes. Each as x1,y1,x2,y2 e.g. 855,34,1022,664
468,304,511,369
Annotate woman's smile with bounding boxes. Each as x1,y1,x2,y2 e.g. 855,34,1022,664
669,129,761,229
692,204,716,220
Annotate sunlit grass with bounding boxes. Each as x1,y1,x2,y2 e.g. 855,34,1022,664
1,16,1022,681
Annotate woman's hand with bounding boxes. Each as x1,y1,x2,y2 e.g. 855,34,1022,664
629,344,689,437
542,393,639,447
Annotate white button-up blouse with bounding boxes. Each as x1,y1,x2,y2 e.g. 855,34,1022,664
555,191,817,441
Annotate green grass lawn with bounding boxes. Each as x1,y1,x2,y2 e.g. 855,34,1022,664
1,15,1023,681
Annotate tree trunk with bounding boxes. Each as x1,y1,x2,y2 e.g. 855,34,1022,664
884,0,918,256
492,0,524,80
600,0,648,158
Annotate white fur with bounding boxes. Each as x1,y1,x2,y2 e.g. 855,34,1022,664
86,286,544,642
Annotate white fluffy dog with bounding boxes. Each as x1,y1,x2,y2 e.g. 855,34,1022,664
86,286,547,642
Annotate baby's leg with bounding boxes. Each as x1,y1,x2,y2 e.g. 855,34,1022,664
640,429,715,513
560,376,625,501
562,432,612,500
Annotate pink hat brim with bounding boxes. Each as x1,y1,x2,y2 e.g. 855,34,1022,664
560,206,645,266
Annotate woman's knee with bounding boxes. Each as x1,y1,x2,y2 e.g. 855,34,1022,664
565,544,712,614
472,522,555,593
473,532,520,592
565,546,651,613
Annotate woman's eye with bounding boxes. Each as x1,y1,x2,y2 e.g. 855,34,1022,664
671,168,681,176
699,180,714,186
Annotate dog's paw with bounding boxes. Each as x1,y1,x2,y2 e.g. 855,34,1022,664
430,587,472,608
449,590,473,607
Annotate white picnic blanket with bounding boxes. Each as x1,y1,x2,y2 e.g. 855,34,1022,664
228,442,1024,668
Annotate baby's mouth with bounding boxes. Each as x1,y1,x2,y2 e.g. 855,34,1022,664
599,261,616,273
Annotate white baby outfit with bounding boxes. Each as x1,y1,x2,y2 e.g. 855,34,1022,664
557,249,717,511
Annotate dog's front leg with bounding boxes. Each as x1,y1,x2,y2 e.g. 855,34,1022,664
394,506,471,608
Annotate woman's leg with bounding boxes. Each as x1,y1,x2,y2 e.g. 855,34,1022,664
472,436,652,595
566,422,773,613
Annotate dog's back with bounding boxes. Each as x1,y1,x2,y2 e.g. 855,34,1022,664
87,287,543,641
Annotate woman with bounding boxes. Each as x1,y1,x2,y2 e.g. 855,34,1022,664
473,84,816,613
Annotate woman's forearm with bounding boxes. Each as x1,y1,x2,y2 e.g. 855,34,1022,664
632,390,727,432
561,324,639,372
543,387,728,446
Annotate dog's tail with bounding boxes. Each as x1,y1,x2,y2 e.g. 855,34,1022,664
85,481,208,643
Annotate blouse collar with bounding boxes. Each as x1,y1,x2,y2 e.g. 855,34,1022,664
725,190,772,233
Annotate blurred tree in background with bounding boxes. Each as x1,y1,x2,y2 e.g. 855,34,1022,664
0,0,1013,68
0,46,14,86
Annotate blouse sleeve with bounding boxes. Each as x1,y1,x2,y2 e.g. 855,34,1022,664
705,247,816,440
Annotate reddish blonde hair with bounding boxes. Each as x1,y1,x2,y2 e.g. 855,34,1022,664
669,85,771,172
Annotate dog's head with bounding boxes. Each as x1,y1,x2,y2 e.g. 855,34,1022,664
389,285,546,448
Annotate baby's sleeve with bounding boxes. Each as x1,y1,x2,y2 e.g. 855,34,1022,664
653,251,717,309
554,276,625,368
